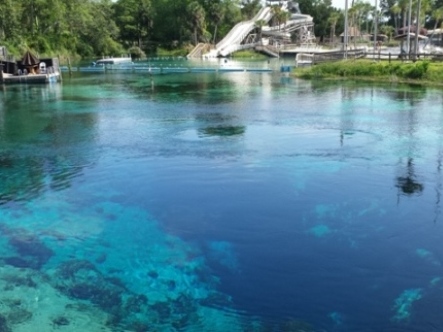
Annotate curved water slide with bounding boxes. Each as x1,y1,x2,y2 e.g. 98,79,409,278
204,6,273,58
262,14,313,37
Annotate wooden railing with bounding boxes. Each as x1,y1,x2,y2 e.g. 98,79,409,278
313,49,367,64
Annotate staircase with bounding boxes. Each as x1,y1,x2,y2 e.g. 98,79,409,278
187,43,212,59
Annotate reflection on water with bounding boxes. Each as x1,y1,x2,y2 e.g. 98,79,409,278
396,158,424,196
198,125,246,138
0,70,443,331
0,84,97,206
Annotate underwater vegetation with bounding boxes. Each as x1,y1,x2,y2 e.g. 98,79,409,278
279,318,316,332
53,259,202,330
0,218,322,332
392,288,423,322
0,314,12,332
415,248,441,266
307,224,332,238
52,316,70,327
328,311,343,326
0,225,54,270
206,241,239,271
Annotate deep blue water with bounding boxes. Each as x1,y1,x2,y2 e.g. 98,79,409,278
0,63,443,331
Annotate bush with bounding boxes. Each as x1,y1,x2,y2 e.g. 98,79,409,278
231,50,267,59
398,61,429,79
128,46,145,59
295,59,441,84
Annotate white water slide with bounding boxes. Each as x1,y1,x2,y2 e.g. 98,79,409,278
204,6,273,58
203,3,314,58
262,14,313,36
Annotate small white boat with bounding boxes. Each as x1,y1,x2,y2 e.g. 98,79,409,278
295,53,314,67
94,57,133,65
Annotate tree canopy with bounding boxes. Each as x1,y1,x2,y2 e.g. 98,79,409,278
0,0,440,58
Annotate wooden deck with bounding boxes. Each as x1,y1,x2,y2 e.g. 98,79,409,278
1,72,61,84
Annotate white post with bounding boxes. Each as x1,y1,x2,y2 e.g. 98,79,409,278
373,0,378,51
414,0,422,58
407,0,412,57
344,0,349,59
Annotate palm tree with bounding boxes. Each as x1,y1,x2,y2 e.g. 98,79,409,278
380,24,395,41
271,4,282,28
255,19,266,43
276,11,290,31
392,0,410,33
390,3,402,33
328,12,341,44
360,2,374,34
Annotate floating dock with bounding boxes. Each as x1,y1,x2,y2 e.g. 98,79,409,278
1,72,60,84
60,66,273,74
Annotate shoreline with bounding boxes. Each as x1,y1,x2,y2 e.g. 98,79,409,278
292,59,443,87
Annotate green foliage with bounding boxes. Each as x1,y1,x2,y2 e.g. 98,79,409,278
399,61,429,79
295,60,440,84
425,62,443,81
128,46,145,59
299,0,337,41
231,50,267,59
114,0,153,48
4,0,440,61
156,47,189,57
28,36,52,55
241,0,261,20
187,1,207,45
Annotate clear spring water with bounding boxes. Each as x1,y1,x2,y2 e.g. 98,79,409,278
0,65,442,332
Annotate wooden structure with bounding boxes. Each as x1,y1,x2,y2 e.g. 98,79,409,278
0,49,61,84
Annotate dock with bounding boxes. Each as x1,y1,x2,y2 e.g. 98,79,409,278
1,72,60,84
60,65,274,74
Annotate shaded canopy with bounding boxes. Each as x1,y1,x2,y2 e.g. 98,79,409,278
398,26,427,36
21,51,39,66
394,33,428,40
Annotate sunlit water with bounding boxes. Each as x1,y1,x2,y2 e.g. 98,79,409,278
0,63,442,332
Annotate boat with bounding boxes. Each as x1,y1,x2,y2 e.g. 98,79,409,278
94,56,133,66
0,50,62,84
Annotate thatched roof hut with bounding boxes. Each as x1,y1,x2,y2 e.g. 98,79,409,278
21,51,39,73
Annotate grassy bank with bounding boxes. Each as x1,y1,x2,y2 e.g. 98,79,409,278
294,60,443,85
231,50,268,60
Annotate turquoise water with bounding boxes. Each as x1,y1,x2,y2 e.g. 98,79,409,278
0,66,443,331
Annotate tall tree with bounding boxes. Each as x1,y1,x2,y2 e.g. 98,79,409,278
85,0,123,56
114,0,153,48
187,1,206,45
380,0,397,25
0,0,19,41
328,11,341,43
208,2,226,44
299,0,334,41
